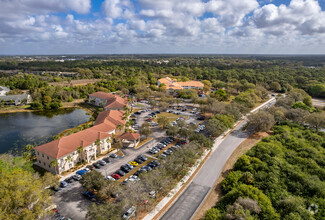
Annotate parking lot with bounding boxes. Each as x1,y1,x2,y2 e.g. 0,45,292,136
51,103,201,219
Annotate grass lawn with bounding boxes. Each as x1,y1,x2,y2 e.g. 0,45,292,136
153,112,187,123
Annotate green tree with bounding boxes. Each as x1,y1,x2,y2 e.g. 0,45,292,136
80,170,107,191
166,125,179,137
310,84,325,98
270,82,282,92
0,157,52,219
247,111,275,132
157,116,169,129
49,159,59,174
140,122,152,138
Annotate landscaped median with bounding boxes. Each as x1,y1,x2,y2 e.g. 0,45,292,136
117,157,154,182
134,137,153,149
153,112,187,123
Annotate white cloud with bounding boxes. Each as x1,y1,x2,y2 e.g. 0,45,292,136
0,0,325,54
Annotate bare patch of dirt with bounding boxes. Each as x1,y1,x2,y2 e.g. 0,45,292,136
193,131,270,220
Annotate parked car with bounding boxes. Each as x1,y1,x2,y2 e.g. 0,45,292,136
98,160,106,166
86,165,95,170
76,170,86,176
134,158,144,164
134,170,143,176
149,190,156,198
197,116,205,120
116,169,126,176
60,181,68,188
103,157,112,163
83,168,90,172
122,206,136,219
129,161,138,167
121,165,131,173
65,177,74,183
125,163,134,170
110,153,118,158
93,163,101,169
128,175,140,182
111,173,121,180
72,174,82,181
105,176,116,181
83,191,96,202
137,155,147,161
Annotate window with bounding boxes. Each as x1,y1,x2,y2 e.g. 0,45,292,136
43,162,45,166
73,152,76,155
42,154,44,157
47,156,49,160
37,152,39,155
49,165,51,168
39,160,41,163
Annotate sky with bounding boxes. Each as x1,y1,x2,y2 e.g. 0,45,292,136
1,0,325,55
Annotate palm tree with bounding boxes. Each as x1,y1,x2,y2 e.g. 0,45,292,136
116,124,124,134
77,146,84,162
49,159,59,174
65,155,73,167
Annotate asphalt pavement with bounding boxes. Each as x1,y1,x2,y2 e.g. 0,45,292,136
161,98,276,220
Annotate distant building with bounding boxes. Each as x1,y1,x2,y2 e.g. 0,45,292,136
0,94,32,106
88,92,128,110
157,77,204,92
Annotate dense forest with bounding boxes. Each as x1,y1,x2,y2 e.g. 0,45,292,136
205,124,325,220
0,56,325,111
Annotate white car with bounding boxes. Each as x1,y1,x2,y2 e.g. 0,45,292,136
128,175,140,182
123,206,136,219
105,176,116,181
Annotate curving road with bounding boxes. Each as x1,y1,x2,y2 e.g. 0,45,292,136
160,98,276,220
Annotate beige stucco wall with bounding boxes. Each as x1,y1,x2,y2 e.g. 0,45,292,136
35,137,111,174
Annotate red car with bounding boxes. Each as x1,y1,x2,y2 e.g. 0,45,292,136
52,208,59,213
111,173,121,179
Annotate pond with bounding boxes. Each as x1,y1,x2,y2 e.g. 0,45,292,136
0,108,91,154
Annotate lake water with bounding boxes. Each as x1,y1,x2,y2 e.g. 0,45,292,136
0,108,91,154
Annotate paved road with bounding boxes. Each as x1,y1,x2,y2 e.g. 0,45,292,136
161,119,252,220
161,98,276,220
312,98,325,107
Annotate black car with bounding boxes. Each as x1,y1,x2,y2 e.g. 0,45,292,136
134,170,143,176
134,158,144,164
169,146,178,151
120,165,131,173
135,111,141,115
197,116,205,120
103,157,112,163
93,163,101,169
155,111,160,113
116,169,126,176
65,177,75,183
137,155,147,161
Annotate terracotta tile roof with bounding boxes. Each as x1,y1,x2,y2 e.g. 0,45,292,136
159,77,204,90
118,133,140,140
34,128,111,159
177,81,204,88
159,77,175,85
34,109,125,159
89,92,127,109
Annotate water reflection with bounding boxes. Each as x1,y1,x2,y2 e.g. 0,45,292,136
0,108,91,154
